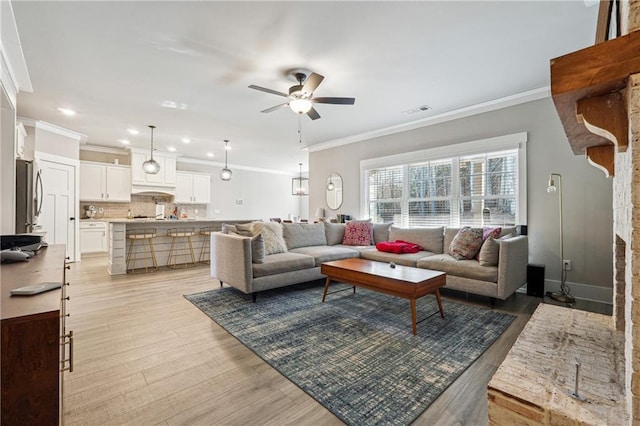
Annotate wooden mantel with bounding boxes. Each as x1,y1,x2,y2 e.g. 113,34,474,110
551,29,640,177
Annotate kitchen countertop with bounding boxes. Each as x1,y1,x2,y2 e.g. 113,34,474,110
108,218,228,223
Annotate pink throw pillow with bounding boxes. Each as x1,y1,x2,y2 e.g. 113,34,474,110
482,227,502,241
449,226,483,260
342,221,374,246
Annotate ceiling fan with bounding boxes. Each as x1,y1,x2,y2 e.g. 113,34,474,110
248,71,355,120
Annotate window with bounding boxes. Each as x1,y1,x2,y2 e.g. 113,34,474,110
361,133,526,227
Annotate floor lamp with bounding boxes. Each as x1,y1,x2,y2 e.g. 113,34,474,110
546,173,575,304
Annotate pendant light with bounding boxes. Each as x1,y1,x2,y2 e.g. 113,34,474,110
327,174,335,191
220,139,232,181
142,125,160,174
292,162,309,196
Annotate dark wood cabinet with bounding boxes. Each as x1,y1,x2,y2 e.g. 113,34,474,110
1,245,70,426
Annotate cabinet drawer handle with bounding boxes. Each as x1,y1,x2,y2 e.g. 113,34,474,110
60,330,74,373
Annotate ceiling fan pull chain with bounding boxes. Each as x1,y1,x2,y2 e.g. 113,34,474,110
298,114,302,143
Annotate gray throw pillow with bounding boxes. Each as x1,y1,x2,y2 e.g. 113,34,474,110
478,236,500,266
324,222,346,245
250,234,265,264
373,223,393,244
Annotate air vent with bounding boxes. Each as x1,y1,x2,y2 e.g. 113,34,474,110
402,105,432,115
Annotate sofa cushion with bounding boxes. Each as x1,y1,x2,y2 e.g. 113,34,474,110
449,227,483,260
252,252,315,278
478,236,500,266
373,223,393,244
290,246,359,266
282,223,327,249
417,254,498,282
324,222,346,245
388,226,444,254
253,222,287,255
360,249,435,267
342,221,374,246
333,244,378,254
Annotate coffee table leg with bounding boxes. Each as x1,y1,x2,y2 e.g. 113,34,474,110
410,298,417,335
435,289,445,318
322,277,332,302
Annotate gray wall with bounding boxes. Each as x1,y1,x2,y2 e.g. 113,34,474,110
309,98,613,301
177,161,304,222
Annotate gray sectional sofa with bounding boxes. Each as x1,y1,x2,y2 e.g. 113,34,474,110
210,222,528,304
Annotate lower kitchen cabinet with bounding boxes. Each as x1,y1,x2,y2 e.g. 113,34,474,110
1,245,73,426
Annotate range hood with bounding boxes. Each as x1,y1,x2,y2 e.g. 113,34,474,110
131,184,175,196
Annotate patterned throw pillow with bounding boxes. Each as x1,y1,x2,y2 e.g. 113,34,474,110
342,221,374,246
449,226,483,260
482,227,502,241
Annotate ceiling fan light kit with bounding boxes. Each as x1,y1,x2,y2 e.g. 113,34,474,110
220,139,232,181
142,125,161,175
249,70,355,122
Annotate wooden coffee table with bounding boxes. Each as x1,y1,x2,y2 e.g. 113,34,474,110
321,258,446,335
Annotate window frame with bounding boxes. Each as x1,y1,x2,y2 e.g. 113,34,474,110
360,132,527,226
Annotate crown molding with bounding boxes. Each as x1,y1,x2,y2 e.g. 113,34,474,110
18,117,87,142
306,86,550,153
0,1,32,107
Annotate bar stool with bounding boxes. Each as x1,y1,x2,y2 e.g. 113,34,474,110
126,228,158,273
167,227,196,268
199,227,214,264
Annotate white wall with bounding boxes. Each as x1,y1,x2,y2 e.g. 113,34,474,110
0,85,16,234
177,161,303,221
309,98,614,302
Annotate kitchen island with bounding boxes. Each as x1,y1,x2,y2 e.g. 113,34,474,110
107,219,253,275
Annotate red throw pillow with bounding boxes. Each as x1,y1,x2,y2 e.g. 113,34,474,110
376,240,423,254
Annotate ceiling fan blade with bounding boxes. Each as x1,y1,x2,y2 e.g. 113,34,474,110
302,73,324,95
306,107,321,120
261,103,289,113
248,85,288,97
312,97,356,105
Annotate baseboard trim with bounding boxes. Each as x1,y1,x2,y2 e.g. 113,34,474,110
530,279,613,305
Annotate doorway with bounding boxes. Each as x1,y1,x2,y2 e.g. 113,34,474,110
37,157,77,261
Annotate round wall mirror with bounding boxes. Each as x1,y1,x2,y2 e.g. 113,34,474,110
326,173,343,210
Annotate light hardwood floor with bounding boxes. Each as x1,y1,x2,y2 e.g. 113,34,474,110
64,255,610,425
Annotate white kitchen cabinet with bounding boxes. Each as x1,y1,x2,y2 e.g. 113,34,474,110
80,162,131,202
175,172,211,204
130,148,177,189
80,221,108,254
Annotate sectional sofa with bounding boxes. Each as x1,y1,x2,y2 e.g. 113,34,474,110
210,222,528,304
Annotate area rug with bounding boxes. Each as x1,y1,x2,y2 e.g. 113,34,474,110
185,282,515,425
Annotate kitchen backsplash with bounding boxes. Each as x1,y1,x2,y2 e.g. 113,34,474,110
80,195,207,219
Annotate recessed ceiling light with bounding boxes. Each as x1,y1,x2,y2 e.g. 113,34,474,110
207,152,214,158
181,138,191,144
119,139,130,145
57,107,76,116
167,146,177,152
127,129,139,135
160,100,188,110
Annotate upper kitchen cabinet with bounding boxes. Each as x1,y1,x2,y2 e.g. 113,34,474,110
175,172,211,204
80,161,131,202
130,148,177,193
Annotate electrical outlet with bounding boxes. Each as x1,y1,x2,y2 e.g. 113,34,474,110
563,259,572,271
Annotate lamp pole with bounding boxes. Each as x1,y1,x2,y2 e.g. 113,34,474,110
547,173,574,304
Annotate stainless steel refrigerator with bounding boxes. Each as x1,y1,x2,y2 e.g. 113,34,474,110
15,159,42,234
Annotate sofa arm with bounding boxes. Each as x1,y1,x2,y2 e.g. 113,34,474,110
496,235,528,299
210,232,253,294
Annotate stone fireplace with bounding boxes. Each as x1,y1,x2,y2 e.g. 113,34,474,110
488,4,640,424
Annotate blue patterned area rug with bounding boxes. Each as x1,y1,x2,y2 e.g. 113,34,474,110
185,282,515,425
